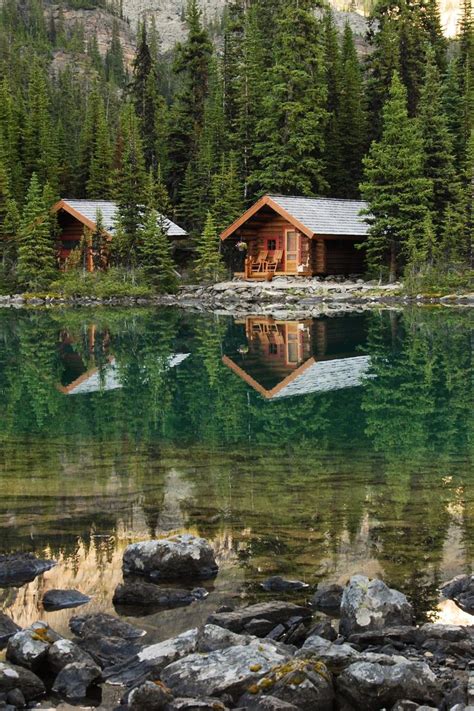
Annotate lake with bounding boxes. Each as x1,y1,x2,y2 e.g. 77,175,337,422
0,306,472,643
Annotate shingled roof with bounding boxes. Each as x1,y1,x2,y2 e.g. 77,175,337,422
221,194,369,239
54,199,187,238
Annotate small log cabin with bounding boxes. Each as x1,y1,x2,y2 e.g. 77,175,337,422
52,199,187,271
221,195,369,278
222,316,371,400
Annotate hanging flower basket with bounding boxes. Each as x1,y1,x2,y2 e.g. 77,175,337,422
236,241,248,252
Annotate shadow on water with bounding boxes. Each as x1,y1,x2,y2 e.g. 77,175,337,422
0,306,472,634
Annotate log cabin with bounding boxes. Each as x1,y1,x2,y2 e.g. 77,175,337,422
221,195,369,278
52,199,187,271
222,316,371,400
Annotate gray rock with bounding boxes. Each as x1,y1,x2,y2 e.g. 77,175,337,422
337,661,441,711
127,680,173,710
123,534,218,581
6,687,26,707
161,639,291,700
312,583,344,615
103,628,199,687
196,625,253,653
52,661,101,701
42,589,91,611
0,553,56,588
77,635,144,669
113,580,208,608
6,622,61,670
69,612,145,640
305,620,337,642
347,625,421,648
207,601,311,634
339,576,413,637
0,614,21,650
166,699,228,710
47,639,96,674
0,661,45,701
298,634,359,671
440,574,473,599
242,697,299,710
260,577,309,593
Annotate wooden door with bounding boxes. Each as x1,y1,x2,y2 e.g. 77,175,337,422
285,230,298,274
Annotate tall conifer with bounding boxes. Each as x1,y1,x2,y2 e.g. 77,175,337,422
17,174,56,290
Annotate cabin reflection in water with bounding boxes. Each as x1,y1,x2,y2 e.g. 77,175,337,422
223,315,371,399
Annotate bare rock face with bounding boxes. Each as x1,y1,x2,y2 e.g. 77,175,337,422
122,534,218,581
0,660,45,701
339,576,414,637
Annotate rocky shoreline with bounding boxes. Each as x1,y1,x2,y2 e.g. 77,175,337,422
1,537,474,710
0,278,473,315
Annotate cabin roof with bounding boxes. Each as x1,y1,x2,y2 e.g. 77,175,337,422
221,194,369,239
53,199,187,238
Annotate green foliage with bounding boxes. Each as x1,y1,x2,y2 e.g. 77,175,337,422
49,267,153,298
140,208,179,293
17,173,56,291
194,211,225,283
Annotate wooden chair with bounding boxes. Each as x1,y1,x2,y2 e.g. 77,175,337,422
250,250,268,273
267,250,283,273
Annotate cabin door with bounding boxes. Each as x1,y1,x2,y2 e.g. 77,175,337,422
285,230,298,274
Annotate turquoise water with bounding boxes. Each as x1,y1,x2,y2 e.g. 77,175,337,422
0,306,472,638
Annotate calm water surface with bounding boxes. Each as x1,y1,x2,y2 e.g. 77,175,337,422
0,306,473,641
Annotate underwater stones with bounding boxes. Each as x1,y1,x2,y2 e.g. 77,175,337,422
260,577,309,593
0,661,45,701
0,553,56,588
339,576,414,637
337,660,442,711
0,614,21,649
311,583,344,616
127,680,174,711
113,580,208,609
47,639,96,674
207,601,311,635
6,622,61,670
161,640,290,700
122,535,218,582
51,661,101,701
42,589,91,611
103,628,199,687
69,612,145,641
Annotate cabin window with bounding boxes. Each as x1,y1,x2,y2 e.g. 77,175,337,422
62,239,80,250
269,343,278,355
267,239,277,251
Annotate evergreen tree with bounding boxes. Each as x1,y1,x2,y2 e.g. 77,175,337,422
211,153,243,236
250,0,327,196
322,10,343,193
458,0,474,151
23,61,58,191
91,208,108,271
105,19,126,86
17,174,56,291
140,208,178,293
360,73,433,281
443,59,465,163
194,211,225,283
86,93,113,199
0,154,19,277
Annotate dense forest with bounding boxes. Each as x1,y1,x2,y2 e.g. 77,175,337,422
0,0,472,291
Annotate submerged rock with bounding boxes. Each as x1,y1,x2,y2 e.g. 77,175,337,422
6,621,61,670
339,576,414,637
127,680,174,711
260,576,309,593
42,589,91,611
122,534,218,581
51,660,101,701
47,638,96,674
440,574,474,615
0,661,45,701
70,612,145,640
311,583,344,615
0,613,21,649
113,580,208,609
0,553,56,588
337,660,441,710
207,601,311,635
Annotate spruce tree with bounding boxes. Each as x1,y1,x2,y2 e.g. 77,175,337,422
443,59,465,163
17,174,56,291
106,19,126,87
251,0,327,196
322,10,343,193
211,153,243,236
23,61,58,191
86,94,113,199
458,0,474,151
360,73,433,281
194,212,225,283
140,208,178,293
91,209,108,271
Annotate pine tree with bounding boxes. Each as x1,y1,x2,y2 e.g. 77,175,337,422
105,19,126,86
443,59,465,163
211,153,243,236
194,212,225,283
0,79,23,202
0,153,19,275
251,0,327,196
140,208,178,293
91,209,108,271
322,10,343,193
17,174,56,291
222,0,245,148
458,0,474,151
23,61,58,191
86,93,113,199
360,73,433,281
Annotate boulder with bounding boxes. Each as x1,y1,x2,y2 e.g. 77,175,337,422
0,661,45,701
440,574,474,615
311,583,344,615
6,622,61,670
113,580,208,609
260,577,309,593
122,535,218,581
305,621,337,642
52,661,101,701
103,628,199,687
242,697,299,710
0,553,56,588
298,634,359,671
42,589,91,611
167,699,228,710
207,601,311,635
127,680,174,710
339,576,413,637
6,687,26,707
77,635,144,669
337,661,441,711
160,639,290,700
47,639,96,674
239,658,334,711
0,614,21,649
196,625,253,653
69,612,145,640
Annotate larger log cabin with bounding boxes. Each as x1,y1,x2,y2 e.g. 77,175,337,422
221,195,369,278
52,199,187,271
